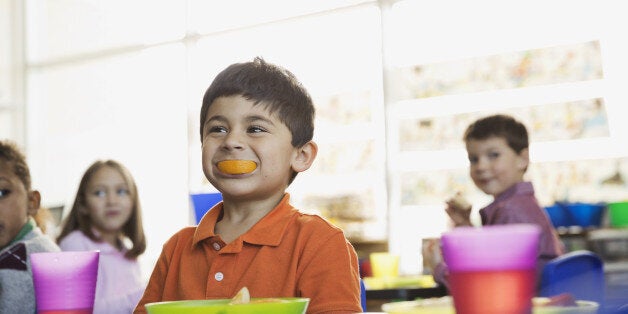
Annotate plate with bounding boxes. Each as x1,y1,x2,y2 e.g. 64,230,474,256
382,297,599,314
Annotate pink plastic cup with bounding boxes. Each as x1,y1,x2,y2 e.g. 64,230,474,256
30,251,99,314
441,224,541,314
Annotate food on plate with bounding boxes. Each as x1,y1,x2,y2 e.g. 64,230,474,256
217,160,257,175
535,293,577,307
229,287,284,305
229,287,251,305
249,298,285,303
446,192,472,211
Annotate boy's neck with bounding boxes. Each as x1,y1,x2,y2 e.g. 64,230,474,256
492,181,525,199
3,218,35,250
215,193,286,243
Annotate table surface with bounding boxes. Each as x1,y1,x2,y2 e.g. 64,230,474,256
365,283,448,301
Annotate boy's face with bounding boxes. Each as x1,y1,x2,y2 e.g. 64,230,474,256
0,161,39,248
201,95,315,201
466,136,529,198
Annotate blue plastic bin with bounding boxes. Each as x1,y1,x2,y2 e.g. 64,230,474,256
190,193,223,224
544,204,572,228
564,202,605,228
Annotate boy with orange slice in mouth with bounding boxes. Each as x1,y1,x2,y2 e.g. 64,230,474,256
217,160,257,175
135,57,362,314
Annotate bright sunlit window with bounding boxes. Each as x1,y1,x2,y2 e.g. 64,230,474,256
3,0,627,278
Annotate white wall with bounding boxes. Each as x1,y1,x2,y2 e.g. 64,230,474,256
385,0,628,274
26,44,190,279
19,0,383,280
8,0,628,278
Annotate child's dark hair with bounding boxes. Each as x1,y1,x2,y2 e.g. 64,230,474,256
200,57,315,148
56,160,146,259
463,114,529,153
0,140,32,191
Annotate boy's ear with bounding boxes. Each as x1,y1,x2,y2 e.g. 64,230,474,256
517,148,530,170
27,190,41,216
292,141,318,173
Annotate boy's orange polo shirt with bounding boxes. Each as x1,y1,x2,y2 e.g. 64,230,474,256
135,194,362,314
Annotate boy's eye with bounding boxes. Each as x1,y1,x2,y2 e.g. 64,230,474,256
247,125,266,133
208,126,227,134
488,152,500,159
0,189,11,198
468,156,478,164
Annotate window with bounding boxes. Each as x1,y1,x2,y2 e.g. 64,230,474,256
9,0,628,277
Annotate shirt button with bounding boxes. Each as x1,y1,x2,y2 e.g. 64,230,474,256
215,272,224,281
212,243,221,251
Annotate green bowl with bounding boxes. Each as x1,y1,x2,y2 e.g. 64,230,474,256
145,298,309,314
608,201,628,227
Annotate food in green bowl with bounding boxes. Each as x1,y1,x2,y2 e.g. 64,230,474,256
145,297,309,314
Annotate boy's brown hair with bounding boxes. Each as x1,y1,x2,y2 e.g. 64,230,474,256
199,57,316,183
0,140,32,191
200,57,315,147
463,114,529,154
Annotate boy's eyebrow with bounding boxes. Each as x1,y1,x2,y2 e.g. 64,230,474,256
204,114,276,126
202,115,226,131
206,115,227,124
245,114,275,126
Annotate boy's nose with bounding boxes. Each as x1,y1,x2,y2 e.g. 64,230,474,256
474,157,489,170
222,131,245,149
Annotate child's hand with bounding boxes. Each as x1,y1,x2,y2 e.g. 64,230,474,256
445,192,472,227
421,238,442,274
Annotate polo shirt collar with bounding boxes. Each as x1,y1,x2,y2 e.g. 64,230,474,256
481,181,534,215
192,193,295,247
494,181,534,203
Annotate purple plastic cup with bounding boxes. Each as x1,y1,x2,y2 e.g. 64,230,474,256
30,251,99,314
441,224,541,314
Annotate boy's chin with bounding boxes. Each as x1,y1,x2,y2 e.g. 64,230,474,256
477,185,500,197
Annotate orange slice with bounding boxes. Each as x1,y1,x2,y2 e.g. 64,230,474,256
217,160,257,174
230,287,251,304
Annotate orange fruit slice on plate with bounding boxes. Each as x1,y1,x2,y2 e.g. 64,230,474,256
217,160,257,174
230,287,251,304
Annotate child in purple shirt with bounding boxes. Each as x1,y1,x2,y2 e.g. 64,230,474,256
434,114,564,289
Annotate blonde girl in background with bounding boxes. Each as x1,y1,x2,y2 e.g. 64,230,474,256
57,160,147,314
